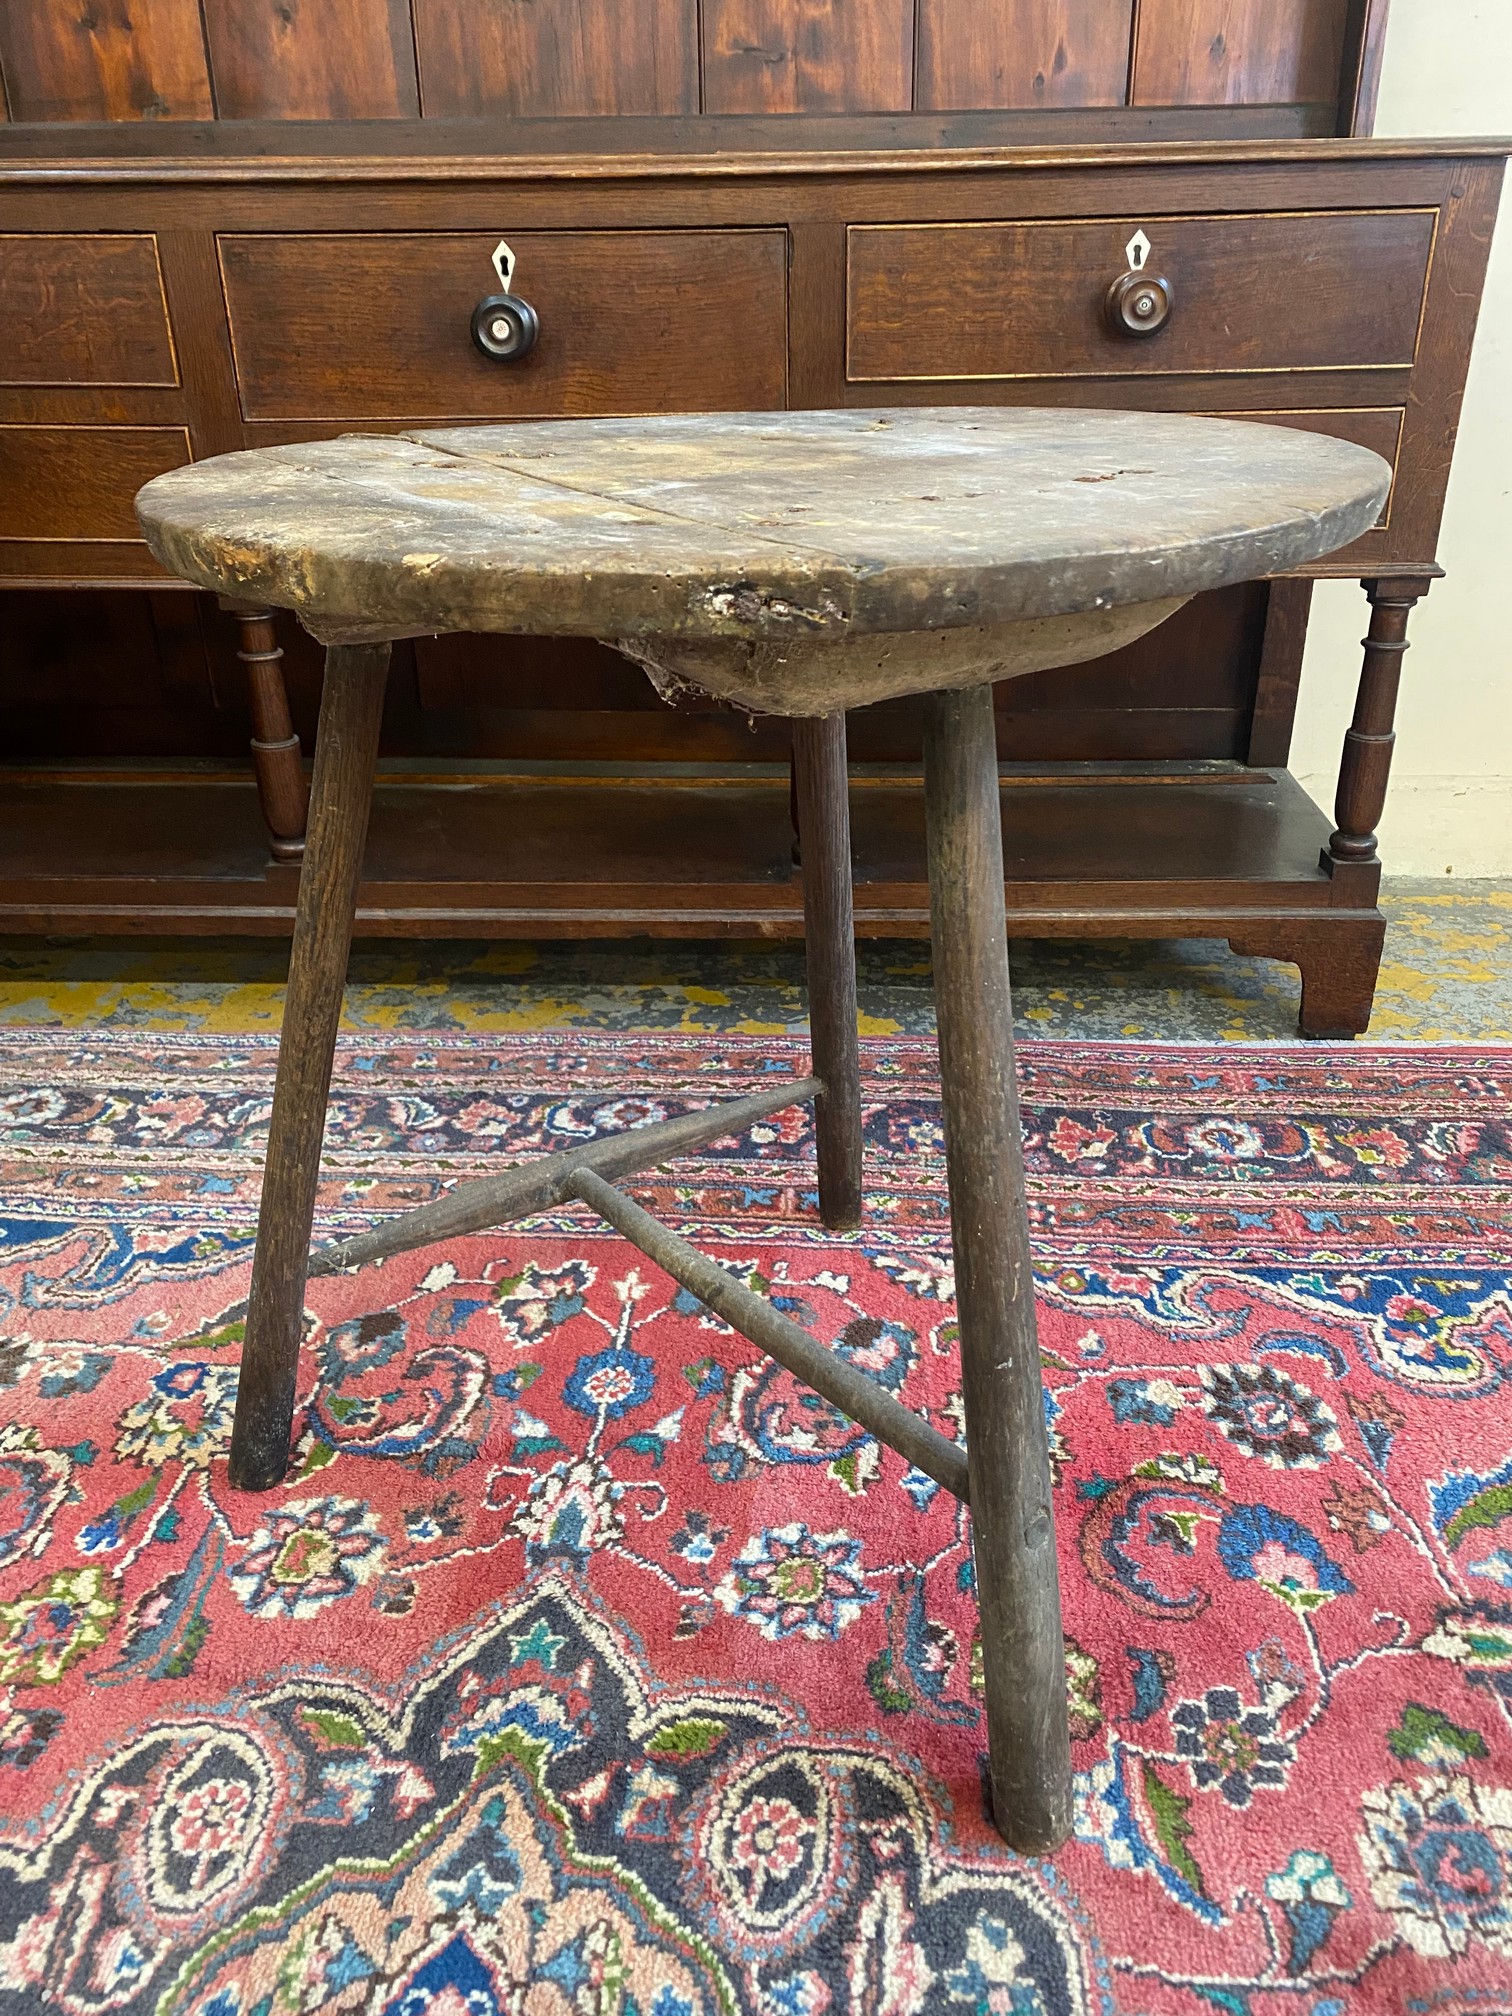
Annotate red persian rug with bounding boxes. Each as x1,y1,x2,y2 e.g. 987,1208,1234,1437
1,1026,1511,2016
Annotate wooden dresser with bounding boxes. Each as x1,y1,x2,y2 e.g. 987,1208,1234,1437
0,2,1504,1035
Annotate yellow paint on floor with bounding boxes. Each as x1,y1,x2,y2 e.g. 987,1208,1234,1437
1,878,1507,1043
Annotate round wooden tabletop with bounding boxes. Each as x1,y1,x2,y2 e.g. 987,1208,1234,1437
138,408,1390,651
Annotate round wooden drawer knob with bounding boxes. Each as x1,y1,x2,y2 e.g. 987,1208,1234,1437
471,292,540,361
1105,271,1174,338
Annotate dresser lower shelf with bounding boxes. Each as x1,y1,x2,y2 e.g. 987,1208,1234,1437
0,760,1383,1035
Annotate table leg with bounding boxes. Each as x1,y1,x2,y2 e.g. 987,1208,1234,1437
792,713,863,1231
228,642,390,1491
923,682,1071,1853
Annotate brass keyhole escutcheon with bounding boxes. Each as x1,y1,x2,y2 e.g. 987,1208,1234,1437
471,238,540,362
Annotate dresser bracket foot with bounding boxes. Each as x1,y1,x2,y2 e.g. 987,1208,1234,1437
1228,914,1387,1039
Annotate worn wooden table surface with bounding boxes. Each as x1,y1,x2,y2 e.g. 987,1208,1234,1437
137,408,1390,711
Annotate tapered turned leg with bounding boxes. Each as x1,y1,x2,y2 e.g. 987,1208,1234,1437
923,682,1071,1853
1326,576,1432,872
228,642,390,1491
231,604,310,861
792,713,864,1231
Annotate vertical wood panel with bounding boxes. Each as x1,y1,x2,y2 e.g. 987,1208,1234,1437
1246,578,1313,766
1339,0,1390,135
917,0,1134,111
1132,0,1349,106
202,0,420,119
413,0,697,116
149,592,217,711
701,0,914,114
0,0,213,120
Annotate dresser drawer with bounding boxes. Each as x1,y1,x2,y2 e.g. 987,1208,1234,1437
0,426,192,541
846,210,1436,382
1219,407,1404,529
0,235,179,388
219,230,788,422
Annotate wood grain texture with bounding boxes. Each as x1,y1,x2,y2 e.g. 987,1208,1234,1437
0,140,1499,1034
231,605,309,858
701,0,913,113
0,105,1383,157
923,680,1071,1850
1340,0,1391,135
413,0,696,116
0,235,176,386
134,409,1392,660
202,0,420,119
218,230,787,421
916,0,1134,113
399,593,1262,759
1217,407,1402,527
1132,0,1350,107
229,640,390,1491
623,598,1190,713
5,581,1269,754
792,713,863,1229
1382,159,1504,572
0,759,1366,935
2,426,191,541
397,587,1268,763
0,0,1394,127
846,210,1436,380
0,0,213,119
1227,911,1387,1037
0,588,206,716
1246,575,1313,767
1328,573,1431,867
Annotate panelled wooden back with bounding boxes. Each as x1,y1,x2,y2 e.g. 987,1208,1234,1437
413,0,698,119
204,0,422,120
0,0,214,122
918,2,1135,114
0,0,1383,125
1130,0,1351,109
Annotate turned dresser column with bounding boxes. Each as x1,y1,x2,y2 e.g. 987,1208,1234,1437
226,603,310,861
1326,575,1435,875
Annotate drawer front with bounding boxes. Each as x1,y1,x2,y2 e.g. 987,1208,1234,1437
1219,407,1404,529
847,210,1436,381
0,235,179,388
220,230,788,421
0,426,193,541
